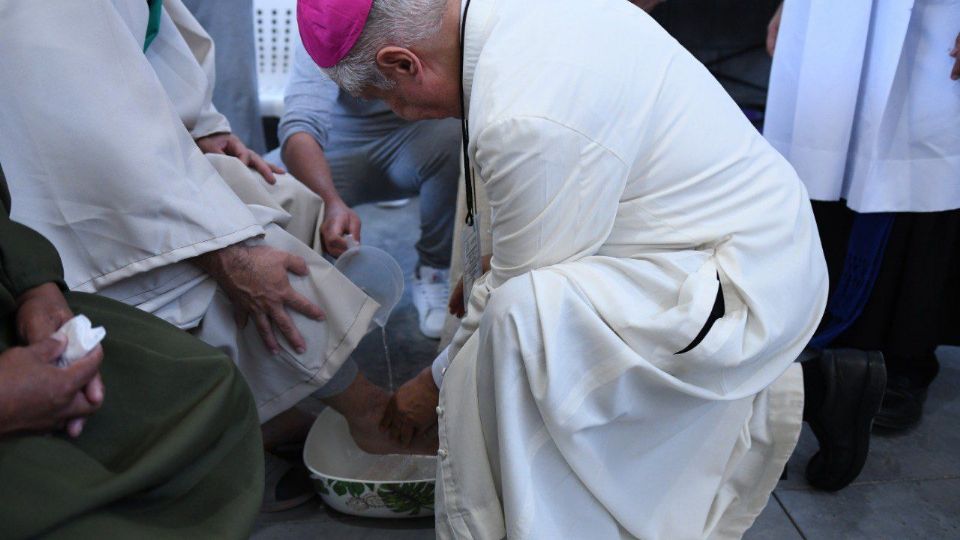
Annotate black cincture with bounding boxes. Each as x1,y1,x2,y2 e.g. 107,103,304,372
458,0,476,226
675,278,725,355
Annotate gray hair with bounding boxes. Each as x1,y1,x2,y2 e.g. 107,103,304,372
323,0,448,95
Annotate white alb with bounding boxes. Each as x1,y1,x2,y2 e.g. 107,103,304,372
432,0,827,538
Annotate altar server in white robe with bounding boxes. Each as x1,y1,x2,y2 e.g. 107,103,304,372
765,0,960,432
298,0,894,536
0,0,408,445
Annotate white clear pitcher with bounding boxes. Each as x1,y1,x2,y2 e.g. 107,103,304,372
334,235,404,327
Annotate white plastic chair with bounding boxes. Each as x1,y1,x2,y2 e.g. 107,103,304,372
254,0,299,118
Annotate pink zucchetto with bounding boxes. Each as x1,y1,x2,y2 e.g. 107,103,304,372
297,0,374,68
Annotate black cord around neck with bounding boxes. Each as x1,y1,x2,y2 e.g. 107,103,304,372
458,0,476,226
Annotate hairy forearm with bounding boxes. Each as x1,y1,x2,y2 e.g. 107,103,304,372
194,244,248,283
282,132,343,205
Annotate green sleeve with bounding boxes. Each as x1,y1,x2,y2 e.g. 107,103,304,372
0,172,67,300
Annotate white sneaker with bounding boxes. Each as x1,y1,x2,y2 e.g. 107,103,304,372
412,265,450,339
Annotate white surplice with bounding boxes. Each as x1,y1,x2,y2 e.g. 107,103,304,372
765,0,960,213
0,0,377,421
432,0,827,538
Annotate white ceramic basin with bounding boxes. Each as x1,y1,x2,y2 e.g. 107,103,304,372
303,408,437,518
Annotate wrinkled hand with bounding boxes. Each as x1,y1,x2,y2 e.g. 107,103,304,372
195,132,285,184
628,0,663,12
379,367,440,448
15,283,104,436
16,283,72,345
950,31,959,80
321,200,362,257
197,244,325,354
767,2,784,57
0,336,104,438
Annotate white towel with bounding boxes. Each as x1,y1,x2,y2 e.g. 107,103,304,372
53,315,106,368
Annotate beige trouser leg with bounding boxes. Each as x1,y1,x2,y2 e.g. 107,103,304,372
206,154,326,250
195,155,377,422
261,173,326,252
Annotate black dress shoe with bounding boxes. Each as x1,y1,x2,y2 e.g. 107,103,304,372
805,349,886,492
874,353,939,432
873,375,927,432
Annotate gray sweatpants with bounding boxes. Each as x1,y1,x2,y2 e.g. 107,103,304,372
268,118,460,269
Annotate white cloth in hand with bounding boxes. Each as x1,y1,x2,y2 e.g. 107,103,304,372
53,315,106,368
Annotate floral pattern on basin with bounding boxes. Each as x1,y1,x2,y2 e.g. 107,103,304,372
315,478,435,518
305,409,437,519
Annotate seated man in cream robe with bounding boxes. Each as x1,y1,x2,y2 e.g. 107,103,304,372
299,0,886,537
0,0,426,464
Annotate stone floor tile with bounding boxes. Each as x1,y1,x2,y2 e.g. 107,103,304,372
743,495,803,539
776,478,960,539
254,500,436,540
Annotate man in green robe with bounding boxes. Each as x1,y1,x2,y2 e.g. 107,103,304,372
0,171,264,539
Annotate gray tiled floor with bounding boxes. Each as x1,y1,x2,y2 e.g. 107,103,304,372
754,345,960,540
254,198,960,539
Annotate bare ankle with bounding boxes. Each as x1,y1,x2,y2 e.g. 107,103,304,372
321,373,388,421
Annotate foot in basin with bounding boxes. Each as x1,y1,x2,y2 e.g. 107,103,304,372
323,372,439,455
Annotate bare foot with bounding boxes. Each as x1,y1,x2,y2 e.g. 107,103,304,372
348,399,439,456
323,373,438,455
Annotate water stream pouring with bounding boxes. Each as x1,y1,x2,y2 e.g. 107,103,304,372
334,235,404,390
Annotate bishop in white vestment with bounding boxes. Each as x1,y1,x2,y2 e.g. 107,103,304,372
298,0,830,536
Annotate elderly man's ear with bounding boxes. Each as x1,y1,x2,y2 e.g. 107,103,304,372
376,47,423,81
